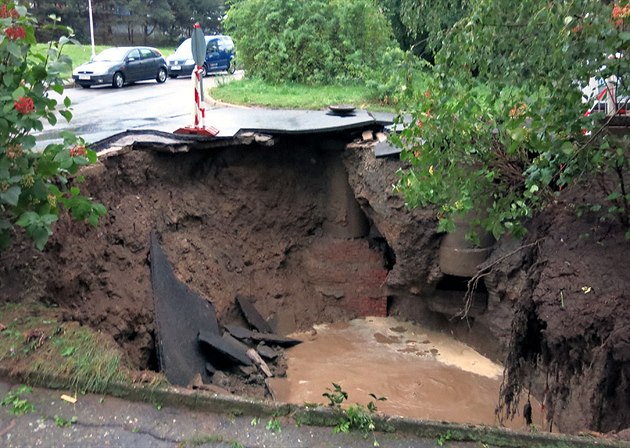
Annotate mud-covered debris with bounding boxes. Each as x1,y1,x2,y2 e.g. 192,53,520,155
256,343,279,360
225,324,301,347
211,371,230,388
236,296,273,333
198,330,252,366
239,365,257,376
189,373,231,395
246,348,273,377
0,323,6,332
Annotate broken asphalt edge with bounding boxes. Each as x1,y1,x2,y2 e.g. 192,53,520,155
0,367,625,448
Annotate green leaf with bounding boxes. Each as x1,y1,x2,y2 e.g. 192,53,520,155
12,86,26,101
51,84,64,95
59,110,72,122
16,212,39,228
87,149,97,164
560,141,573,155
0,186,21,206
31,226,51,251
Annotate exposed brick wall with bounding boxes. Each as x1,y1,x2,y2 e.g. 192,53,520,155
304,238,388,318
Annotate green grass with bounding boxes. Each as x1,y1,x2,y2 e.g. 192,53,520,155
33,43,175,79
0,303,138,393
209,77,391,111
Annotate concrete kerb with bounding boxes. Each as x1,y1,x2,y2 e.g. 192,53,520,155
1,367,626,448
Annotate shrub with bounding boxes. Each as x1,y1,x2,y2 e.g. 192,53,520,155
394,0,630,239
225,0,396,85
0,2,105,250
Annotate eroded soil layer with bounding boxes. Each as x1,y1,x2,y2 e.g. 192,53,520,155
0,139,387,387
1,137,628,435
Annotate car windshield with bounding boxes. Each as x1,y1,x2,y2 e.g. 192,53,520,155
93,48,129,62
173,39,193,57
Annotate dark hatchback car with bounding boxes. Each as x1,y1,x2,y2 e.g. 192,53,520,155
72,46,168,89
167,35,235,78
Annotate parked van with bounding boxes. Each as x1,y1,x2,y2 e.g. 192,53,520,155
167,35,235,78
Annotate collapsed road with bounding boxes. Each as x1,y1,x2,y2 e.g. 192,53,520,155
2,106,630,440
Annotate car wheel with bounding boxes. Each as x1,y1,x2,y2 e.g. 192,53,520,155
201,64,208,77
112,72,124,89
227,61,236,75
156,67,167,83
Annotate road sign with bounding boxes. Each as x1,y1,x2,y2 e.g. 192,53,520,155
174,22,219,137
191,23,205,67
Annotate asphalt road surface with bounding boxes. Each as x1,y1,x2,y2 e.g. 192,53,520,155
37,72,240,148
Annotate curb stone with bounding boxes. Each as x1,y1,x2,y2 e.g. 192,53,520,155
0,367,627,448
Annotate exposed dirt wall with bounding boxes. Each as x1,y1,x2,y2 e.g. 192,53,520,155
1,138,628,434
0,141,388,374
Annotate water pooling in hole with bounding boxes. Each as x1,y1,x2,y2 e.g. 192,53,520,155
268,317,543,429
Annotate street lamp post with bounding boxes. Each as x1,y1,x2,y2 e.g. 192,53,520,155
88,0,96,58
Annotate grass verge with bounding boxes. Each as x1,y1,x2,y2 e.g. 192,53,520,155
0,302,159,393
209,77,391,111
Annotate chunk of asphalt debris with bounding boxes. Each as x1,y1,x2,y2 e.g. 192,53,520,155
198,330,253,366
224,325,252,340
239,365,257,376
225,325,302,347
222,332,252,354
189,373,231,395
150,231,220,386
256,343,279,360
236,295,273,334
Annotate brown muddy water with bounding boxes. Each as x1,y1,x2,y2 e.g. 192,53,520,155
268,317,542,429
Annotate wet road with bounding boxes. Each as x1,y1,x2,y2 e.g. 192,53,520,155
37,72,240,147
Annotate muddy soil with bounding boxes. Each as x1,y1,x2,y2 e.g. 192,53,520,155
0,136,387,397
0,135,628,436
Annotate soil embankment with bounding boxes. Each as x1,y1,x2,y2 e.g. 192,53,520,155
0,135,629,436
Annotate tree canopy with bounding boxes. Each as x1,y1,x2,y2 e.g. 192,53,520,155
29,0,227,45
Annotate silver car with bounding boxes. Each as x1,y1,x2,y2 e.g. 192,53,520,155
72,46,168,89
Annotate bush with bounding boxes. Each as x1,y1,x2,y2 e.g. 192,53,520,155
394,0,630,239
0,3,105,250
225,0,396,84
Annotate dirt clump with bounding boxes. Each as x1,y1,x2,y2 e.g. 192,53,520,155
495,189,630,434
